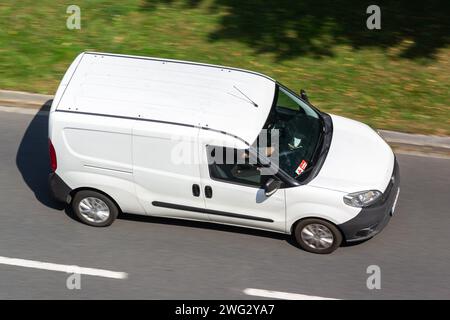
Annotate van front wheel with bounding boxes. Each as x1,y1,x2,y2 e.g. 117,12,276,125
294,218,342,254
72,190,118,227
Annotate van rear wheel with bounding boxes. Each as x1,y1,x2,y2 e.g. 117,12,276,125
294,218,342,254
72,190,118,227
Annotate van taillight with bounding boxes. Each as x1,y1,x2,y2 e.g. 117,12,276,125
48,139,57,172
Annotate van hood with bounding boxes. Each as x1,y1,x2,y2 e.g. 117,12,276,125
309,114,394,193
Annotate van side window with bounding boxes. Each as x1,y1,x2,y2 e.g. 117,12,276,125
206,146,262,187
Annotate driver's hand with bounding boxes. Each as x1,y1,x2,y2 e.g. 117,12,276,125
265,146,275,157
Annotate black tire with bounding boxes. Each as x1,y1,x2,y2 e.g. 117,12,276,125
71,190,119,227
293,218,342,254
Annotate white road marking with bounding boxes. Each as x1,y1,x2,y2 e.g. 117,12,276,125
243,288,338,300
0,105,48,116
0,256,128,280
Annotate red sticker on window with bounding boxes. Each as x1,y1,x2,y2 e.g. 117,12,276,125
295,160,308,175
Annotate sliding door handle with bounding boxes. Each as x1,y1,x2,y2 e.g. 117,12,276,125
192,184,200,197
205,186,213,198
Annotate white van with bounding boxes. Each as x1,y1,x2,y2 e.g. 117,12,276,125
48,52,400,254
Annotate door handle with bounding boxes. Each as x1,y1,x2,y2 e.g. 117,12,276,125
192,184,200,197
205,186,213,198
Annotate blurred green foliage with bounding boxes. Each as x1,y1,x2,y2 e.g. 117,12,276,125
0,0,448,134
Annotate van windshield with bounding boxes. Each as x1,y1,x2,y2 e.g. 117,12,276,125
260,84,323,180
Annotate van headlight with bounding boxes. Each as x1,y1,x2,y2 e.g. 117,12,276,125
343,190,382,207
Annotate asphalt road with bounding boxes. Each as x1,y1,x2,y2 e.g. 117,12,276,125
0,107,449,299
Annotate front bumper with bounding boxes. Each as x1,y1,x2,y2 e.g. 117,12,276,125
339,158,400,242
48,172,72,203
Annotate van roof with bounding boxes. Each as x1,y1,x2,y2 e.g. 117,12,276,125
56,51,277,145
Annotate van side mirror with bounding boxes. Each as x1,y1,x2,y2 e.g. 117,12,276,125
263,178,282,197
300,89,309,102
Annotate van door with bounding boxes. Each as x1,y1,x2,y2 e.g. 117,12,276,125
198,132,286,233
132,121,208,221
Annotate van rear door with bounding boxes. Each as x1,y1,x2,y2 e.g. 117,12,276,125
132,121,208,221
